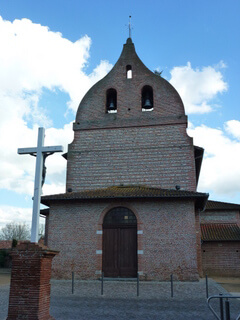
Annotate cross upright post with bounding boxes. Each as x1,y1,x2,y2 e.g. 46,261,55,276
18,127,63,243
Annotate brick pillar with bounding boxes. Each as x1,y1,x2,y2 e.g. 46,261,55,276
7,242,59,320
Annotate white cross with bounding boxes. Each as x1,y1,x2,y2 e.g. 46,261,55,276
18,127,63,243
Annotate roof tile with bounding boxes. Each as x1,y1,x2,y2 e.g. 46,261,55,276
41,185,208,210
201,223,240,241
205,200,240,211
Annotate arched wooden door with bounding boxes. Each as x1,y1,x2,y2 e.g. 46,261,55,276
103,207,137,278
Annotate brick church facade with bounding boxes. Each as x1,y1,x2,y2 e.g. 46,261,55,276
41,38,240,280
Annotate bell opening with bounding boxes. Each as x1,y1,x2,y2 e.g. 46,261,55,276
106,88,117,113
142,85,154,112
126,65,132,79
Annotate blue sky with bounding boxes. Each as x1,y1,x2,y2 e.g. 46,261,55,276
0,0,240,227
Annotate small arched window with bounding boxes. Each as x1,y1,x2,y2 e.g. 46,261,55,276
106,88,117,113
142,85,153,111
126,65,132,79
103,207,137,226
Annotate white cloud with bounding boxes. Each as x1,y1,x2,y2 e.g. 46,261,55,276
188,124,240,198
224,120,240,140
0,205,46,229
0,16,112,199
170,62,227,114
0,205,32,228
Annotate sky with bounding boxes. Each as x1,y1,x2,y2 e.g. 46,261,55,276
0,0,239,228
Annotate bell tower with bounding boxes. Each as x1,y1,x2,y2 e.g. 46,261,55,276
66,38,197,193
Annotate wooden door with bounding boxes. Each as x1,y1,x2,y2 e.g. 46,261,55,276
119,227,137,277
103,226,137,277
102,206,137,278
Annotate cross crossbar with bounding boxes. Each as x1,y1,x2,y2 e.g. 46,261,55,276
18,146,63,154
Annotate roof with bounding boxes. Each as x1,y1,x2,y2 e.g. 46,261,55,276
0,240,26,249
40,208,49,216
201,223,240,241
205,200,240,211
0,240,12,249
194,146,204,186
41,185,208,210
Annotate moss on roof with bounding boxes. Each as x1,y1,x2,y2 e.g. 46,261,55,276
201,223,240,241
205,200,240,211
41,185,208,210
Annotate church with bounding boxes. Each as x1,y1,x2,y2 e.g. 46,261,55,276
41,37,240,280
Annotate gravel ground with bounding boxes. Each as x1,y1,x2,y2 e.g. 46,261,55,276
1,278,240,320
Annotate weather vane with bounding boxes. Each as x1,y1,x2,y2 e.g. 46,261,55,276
128,15,132,39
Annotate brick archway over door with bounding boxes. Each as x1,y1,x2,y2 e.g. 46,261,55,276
102,207,137,278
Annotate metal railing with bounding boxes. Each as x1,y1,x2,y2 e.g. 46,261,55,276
207,294,240,320
71,270,240,320
100,272,140,296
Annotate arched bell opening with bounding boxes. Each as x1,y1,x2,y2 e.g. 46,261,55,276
142,85,154,111
126,65,132,79
106,88,117,113
102,207,137,278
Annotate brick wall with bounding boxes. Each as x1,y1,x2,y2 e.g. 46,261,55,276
47,199,199,281
201,210,239,224
66,125,196,192
7,242,58,320
202,242,240,276
195,210,203,277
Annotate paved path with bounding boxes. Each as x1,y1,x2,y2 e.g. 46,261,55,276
1,278,240,320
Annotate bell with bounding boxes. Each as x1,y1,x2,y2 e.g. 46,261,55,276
143,98,152,109
108,101,115,110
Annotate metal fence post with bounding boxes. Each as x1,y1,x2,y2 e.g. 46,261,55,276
72,271,74,294
137,272,139,297
101,272,104,295
170,274,173,298
206,274,209,298
225,299,230,320
219,293,224,320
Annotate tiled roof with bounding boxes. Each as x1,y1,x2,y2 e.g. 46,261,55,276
41,185,208,210
205,200,240,211
0,240,12,249
201,223,240,241
0,240,26,249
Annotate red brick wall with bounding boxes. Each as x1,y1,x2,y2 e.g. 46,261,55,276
195,210,203,277
202,242,240,276
47,199,199,281
201,210,239,224
66,125,196,192
7,242,58,320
